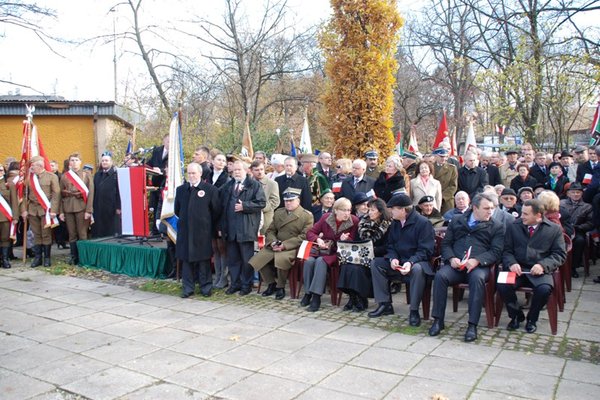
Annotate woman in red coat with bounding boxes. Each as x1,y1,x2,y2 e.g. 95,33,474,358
302,197,359,312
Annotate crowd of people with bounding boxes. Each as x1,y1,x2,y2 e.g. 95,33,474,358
3,139,599,342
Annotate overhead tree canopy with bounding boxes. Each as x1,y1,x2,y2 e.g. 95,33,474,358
320,0,403,158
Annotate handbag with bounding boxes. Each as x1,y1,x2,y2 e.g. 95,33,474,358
309,240,335,257
336,239,374,267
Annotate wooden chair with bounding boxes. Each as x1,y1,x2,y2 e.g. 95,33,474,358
494,269,561,335
451,264,497,329
583,232,595,277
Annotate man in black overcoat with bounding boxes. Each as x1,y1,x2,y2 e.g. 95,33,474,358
92,152,120,238
275,156,311,210
458,153,489,200
175,162,222,298
339,159,375,201
497,199,566,333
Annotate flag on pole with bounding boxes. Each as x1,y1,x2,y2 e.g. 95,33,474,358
290,138,297,157
297,240,314,260
450,129,458,157
125,139,132,155
17,105,51,200
241,115,254,158
408,126,419,155
464,121,477,155
299,110,312,154
395,131,403,156
497,271,517,284
432,111,449,149
160,112,184,243
589,102,600,147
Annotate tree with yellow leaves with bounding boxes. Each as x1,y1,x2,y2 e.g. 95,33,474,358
320,0,403,158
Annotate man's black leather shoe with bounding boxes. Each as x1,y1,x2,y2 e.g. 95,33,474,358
353,296,368,312
308,294,321,312
428,319,445,336
507,311,525,331
409,310,421,327
239,287,252,296
343,295,356,311
275,288,285,300
525,320,537,333
180,292,193,298
300,293,312,307
571,269,579,278
226,286,241,295
368,303,394,318
202,291,211,298
261,283,276,297
464,324,478,342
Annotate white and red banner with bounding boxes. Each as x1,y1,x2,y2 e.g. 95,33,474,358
65,170,89,203
332,181,342,193
583,173,592,185
497,271,517,284
0,193,16,240
117,166,149,237
31,173,58,228
297,240,313,260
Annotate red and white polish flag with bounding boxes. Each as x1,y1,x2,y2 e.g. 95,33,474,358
297,240,313,260
117,167,148,237
332,182,342,193
497,271,517,284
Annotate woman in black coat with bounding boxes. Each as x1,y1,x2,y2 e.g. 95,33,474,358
210,153,231,288
373,156,409,202
510,163,538,193
91,153,121,238
544,162,569,198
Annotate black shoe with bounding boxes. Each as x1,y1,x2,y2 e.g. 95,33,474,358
43,245,51,267
409,310,421,327
308,294,321,312
507,311,525,331
368,303,394,318
428,319,445,336
201,291,211,298
353,296,368,312
390,282,401,294
300,293,312,307
343,294,356,311
464,324,478,342
239,287,252,296
30,245,42,268
571,269,579,278
180,292,194,298
275,288,285,300
261,283,276,297
525,320,537,333
594,276,600,284
226,286,241,295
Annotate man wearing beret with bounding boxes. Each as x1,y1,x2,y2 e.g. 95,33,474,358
499,149,520,187
368,194,435,327
432,148,458,214
429,192,504,342
365,150,382,180
249,188,313,299
416,195,445,228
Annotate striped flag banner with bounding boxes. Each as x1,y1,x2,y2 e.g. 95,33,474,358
117,166,148,237
497,271,517,284
332,181,342,193
297,240,313,260
458,245,472,270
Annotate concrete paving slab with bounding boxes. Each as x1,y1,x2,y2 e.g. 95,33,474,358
555,378,600,400
130,326,199,348
168,314,232,334
52,290,106,305
349,346,424,375
384,375,471,400
66,311,128,329
211,343,287,370
478,365,558,400
82,338,159,365
373,332,420,351
404,336,444,355
165,360,253,395
203,321,273,344
469,389,531,399
136,294,186,308
239,309,301,329
0,332,37,356
562,359,600,384
78,295,133,311
203,303,258,321
280,317,345,337
0,369,55,400
61,366,157,400
94,318,160,338
121,348,202,379
47,330,120,353
165,298,224,314
169,335,241,359
7,298,69,315
324,325,389,345
0,309,56,334
136,308,196,326
565,321,600,342
431,340,502,364
116,382,208,400
260,354,342,384
493,349,565,376
249,329,317,353
18,321,86,342
295,337,368,363
217,372,309,400
40,304,97,322
408,355,486,387
295,387,368,400
105,302,162,318
319,365,400,398
0,343,73,373
25,353,111,386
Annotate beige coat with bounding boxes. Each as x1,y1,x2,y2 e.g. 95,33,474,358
249,205,313,271
499,163,519,187
258,176,280,234
410,176,443,211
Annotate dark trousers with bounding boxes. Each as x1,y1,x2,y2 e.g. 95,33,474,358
590,192,600,229
227,240,255,290
371,257,431,312
432,264,489,325
497,276,552,323
572,232,586,270
181,260,212,296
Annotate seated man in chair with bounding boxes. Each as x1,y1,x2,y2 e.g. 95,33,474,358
497,199,566,333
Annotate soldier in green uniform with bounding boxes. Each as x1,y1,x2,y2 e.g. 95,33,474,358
299,154,330,207
365,150,382,180
432,148,458,214
249,188,314,300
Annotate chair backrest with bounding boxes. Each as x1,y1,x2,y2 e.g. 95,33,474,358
563,233,573,253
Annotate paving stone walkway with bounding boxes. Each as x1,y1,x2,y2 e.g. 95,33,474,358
1,255,599,399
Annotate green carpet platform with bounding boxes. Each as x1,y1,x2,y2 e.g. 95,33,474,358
78,238,172,279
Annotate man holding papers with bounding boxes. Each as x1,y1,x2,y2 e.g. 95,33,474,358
429,192,504,342
497,199,566,333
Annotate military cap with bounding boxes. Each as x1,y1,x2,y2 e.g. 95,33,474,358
283,187,302,200
418,195,435,205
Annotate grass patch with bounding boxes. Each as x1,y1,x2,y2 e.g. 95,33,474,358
139,280,181,296
396,325,423,335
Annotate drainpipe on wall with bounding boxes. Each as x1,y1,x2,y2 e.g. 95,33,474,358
93,105,99,167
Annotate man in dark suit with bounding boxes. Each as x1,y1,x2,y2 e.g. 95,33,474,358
175,163,222,298
529,152,549,184
317,152,335,184
192,145,212,182
339,159,375,201
429,192,504,342
220,160,266,295
480,151,501,186
497,199,566,333
576,146,597,186
458,152,489,200
147,135,169,234
275,157,311,210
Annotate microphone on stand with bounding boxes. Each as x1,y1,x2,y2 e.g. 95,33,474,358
132,146,155,156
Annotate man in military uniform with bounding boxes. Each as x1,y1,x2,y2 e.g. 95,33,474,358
20,156,61,267
59,153,94,265
299,154,330,207
249,188,313,300
432,148,458,214
0,164,18,268
365,150,382,180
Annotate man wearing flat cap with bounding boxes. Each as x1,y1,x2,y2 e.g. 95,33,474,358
299,153,330,206
249,188,313,300
417,195,445,228
432,148,458,214
368,194,435,326
364,150,381,180
402,151,418,179
499,149,520,187
499,188,520,218
559,150,577,182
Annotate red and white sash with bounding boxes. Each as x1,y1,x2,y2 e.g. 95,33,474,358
0,192,16,240
65,170,89,203
31,173,59,228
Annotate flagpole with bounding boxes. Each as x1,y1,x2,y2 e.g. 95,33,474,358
22,105,34,265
